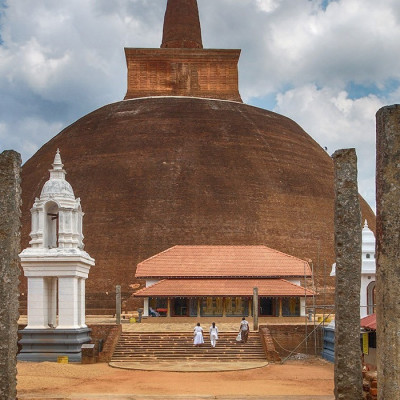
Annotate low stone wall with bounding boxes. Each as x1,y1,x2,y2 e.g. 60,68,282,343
258,326,280,362
363,370,377,399
267,324,323,357
89,324,122,363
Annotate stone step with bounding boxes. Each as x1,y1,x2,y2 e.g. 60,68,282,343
111,331,266,363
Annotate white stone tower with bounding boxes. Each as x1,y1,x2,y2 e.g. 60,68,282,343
359,220,376,318
18,149,95,361
330,220,376,318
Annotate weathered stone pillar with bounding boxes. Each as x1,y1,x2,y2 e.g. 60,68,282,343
376,104,400,399
0,150,21,400
332,148,363,400
116,285,121,325
253,287,259,330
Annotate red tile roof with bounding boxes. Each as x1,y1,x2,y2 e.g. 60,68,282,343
135,245,311,278
361,313,376,330
134,278,315,297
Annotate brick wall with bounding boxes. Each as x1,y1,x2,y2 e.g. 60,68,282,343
267,324,324,357
259,326,281,362
363,370,377,400
89,324,122,363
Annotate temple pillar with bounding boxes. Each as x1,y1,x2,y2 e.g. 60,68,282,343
248,298,252,317
222,298,226,317
27,278,49,329
167,298,171,317
79,278,86,327
58,277,79,329
197,298,201,317
48,278,57,327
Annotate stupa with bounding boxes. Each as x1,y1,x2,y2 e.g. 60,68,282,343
20,0,375,313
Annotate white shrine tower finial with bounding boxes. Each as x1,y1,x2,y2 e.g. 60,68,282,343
50,148,65,177
19,150,95,362
40,149,74,201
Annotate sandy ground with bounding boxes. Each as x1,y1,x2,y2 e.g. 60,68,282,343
17,358,334,399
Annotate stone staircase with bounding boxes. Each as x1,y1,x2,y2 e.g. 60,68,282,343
111,332,267,362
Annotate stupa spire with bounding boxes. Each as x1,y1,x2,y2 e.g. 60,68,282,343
49,148,66,181
161,0,203,49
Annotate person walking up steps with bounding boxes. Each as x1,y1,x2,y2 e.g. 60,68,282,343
239,317,249,343
193,322,204,347
209,322,219,348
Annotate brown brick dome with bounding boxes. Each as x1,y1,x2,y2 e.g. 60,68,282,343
20,96,375,311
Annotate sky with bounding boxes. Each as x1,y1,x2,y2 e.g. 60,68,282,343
1,0,400,210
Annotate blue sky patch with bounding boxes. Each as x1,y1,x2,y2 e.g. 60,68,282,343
346,80,400,100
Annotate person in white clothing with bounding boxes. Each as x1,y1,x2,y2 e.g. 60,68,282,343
209,322,219,348
239,317,249,343
193,322,204,346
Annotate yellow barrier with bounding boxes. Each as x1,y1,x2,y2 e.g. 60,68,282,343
129,317,136,323
57,355,68,363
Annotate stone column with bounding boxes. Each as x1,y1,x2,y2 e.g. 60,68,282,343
300,298,307,317
143,298,149,317
0,150,21,400
58,277,79,329
167,298,171,317
253,287,259,330
376,104,400,399
332,148,363,400
116,285,121,325
27,277,49,329
79,278,86,327
48,277,57,327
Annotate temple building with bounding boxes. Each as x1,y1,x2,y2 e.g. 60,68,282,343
134,245,314,318
19,0,375,313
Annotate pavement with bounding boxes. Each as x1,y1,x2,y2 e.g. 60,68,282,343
18,396,335,400
109,360,269,372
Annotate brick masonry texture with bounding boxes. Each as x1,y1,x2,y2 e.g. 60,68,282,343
19,97,375,313
376,104,400,400
0,150,21,400
124,48,242,101
267,324,323,357
161,0,203,49
89,324,122,363
332,148,363,400
259,325,281,362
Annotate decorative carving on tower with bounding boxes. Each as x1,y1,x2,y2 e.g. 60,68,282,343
18,149,95,362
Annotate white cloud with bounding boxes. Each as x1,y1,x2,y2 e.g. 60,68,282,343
1,0,400,210
275,84,384,208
